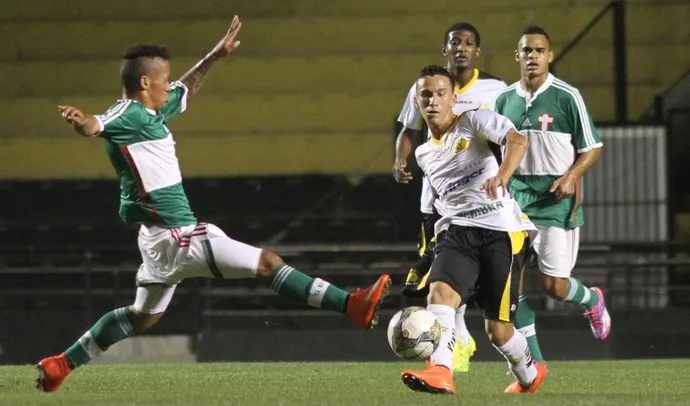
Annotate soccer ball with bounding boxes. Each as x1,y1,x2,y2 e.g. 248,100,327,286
387,306,442,360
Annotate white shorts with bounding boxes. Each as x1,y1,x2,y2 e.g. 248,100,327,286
532,225,580,278
133,222,262,314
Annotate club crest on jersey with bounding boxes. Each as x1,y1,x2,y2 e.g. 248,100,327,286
477,104,489,110
454,138,470,153
538,113,554,131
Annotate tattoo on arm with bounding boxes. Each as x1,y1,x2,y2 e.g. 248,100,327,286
179,53,220,98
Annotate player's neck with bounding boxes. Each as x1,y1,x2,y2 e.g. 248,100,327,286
427,114,456,140
123,90,156,110
520,73,548,94
447,65,475,89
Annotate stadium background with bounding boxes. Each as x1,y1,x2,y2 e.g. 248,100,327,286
0,0,689,365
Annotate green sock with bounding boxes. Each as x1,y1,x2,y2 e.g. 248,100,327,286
268,263,349,312
565,277,599,309
64,307,137,368
514,293,545,362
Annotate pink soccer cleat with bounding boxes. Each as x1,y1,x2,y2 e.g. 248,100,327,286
584,287,611,340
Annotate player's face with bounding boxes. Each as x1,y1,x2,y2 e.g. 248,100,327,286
415,75,456,127
515,34,553,79
141,59,171,110
443,30,480,70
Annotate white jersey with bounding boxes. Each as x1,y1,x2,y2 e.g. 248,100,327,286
396,69,507,214
415,110,536,235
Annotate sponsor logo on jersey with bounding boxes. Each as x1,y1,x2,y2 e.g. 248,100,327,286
455,200,505,219
439,167,485,199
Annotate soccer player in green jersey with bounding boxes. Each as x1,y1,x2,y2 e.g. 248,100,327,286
36,16,391,393
494,25,611,363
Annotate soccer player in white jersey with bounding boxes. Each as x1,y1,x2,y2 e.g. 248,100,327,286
494,25,611,364
35,16,391,393
393,22,507,373
399,65,547,395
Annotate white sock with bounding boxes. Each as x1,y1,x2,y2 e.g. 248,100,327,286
427,304,456,371
454,304,471,346
493,328,537,386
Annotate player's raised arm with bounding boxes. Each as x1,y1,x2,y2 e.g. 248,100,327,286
58,105,101,137
179,15,243,99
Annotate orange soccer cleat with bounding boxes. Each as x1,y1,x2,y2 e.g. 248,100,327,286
346,274,391,329
504,361,548,394
36,353,73,393
401,364,455,394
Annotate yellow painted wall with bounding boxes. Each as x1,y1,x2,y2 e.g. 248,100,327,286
0,0,687,179
0,133,392,179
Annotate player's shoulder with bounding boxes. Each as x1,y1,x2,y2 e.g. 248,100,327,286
496,81,520,99
168,81,189,98
169,81,187,91
453,109,481,131
99,99,148,126
458,107,500,124
477,70,504,83
549,75,585,99
415,138,435,158
99,99,134,119
476,71,508,89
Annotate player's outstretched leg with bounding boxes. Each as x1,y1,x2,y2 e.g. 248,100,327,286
37,307,139,392
37,285,174,393
200,231,392,329
451,304,476,372
258,250,391,329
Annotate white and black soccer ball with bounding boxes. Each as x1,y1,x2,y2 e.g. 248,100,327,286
387,306,442,360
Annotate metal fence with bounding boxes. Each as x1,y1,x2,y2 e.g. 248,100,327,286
582,125,668,242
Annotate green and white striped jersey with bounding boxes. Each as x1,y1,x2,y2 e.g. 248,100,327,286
494,73,602,229
95,81,197,227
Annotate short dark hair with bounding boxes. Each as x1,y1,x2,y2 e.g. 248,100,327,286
120,43,170,92
521,25,551,44
418,65,456,89
443,22,481,46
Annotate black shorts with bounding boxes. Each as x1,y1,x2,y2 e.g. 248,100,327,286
429,225,531,322
417,211,440,257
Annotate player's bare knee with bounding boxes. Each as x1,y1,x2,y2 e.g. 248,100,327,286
127,306,165,332
484,319,514,347
256,249,283,278
427,282,461,308
541,274,568,300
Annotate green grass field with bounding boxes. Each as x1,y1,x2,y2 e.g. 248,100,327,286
1,360,688,405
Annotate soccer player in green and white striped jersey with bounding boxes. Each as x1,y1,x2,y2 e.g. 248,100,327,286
36,16,391,393
494,25,611,365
